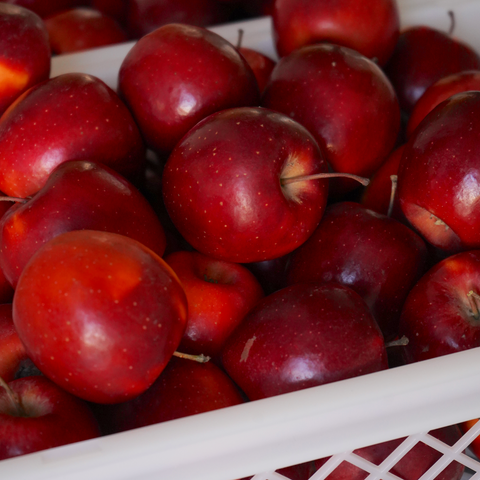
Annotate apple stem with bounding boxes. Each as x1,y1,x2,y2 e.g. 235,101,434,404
448,10,455,36
467,290,480,319
281,172,370,187
0,376,27,417
173,351,211,363
385,335,409,348
237,28,244,49
387,175,398,218
0,196,27,204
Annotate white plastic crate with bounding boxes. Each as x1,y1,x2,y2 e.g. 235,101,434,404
3,1,480,479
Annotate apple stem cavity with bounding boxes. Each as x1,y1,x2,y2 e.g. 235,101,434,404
173,351,211,363
281,172,370,187
387,174,398,218
0,376,27,417
467,290,480,319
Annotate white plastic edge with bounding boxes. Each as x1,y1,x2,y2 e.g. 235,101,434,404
2,347,480,480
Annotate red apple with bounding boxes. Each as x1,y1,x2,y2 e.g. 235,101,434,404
164,250,264,360
261,43,400,196
0,375,100,460
0,72,146,199
398,250,480,364
117,23,260,156
406,70,480,137
13,230,188,403
125,0,233,39
285,201,428,341
0,160,167,289
384,24,480,113
95,356,245,434
44,7,128,54
397,91,480,254
0,3,50,117
91,0,129,27
2,0,87,18
272,0,400,66
221,282,388,401
460,419,480,460
162,106,329,264
314,425,464,480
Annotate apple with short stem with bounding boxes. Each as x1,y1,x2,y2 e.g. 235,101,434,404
13,229,188,404
162,106,369,264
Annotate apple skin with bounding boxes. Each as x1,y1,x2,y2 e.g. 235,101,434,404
162,106,329,264
0,72,146,199
238,47,276,93
221,282,388,401
91,0,129,27
0,375,101,461
272,0,399,66
13,230,188,404
397,91,480,254
2,0,86,18
94,356,245,434
398,250,480,364
0,4,50,117
261,43,400,196
118,23,260,156
125,0,233,40
0,160,167,289
44,7,128,54
406,70,480,138
164,250,264,360
314,425,464,480
285,201,428,341
384,25,480,114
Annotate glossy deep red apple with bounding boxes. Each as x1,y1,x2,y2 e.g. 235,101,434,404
285,201,428,340
13,230,188,404
261,43,400,196
0,375,100,460
96,356,245,434
384,25,480,113
118,23,260,156
406,70,480,137
0,4,50,117
0,160,167,289
162,107,329,264
0,72,145,198
221,282,388,401
238,46,276,93
44,8,128,54
397,91,480,254
272,0,399,65
314,425,464,480
398,250,480,364
125,0,233,39
164,250,264,359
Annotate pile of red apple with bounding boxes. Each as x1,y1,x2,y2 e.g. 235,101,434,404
3,0,480,478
